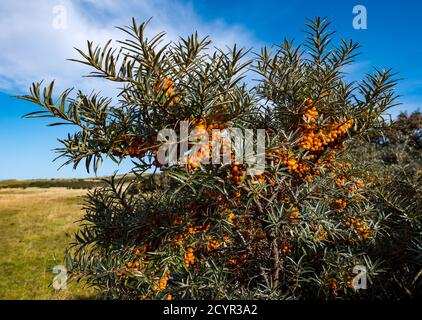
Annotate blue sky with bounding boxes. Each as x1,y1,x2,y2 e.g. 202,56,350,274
0,0,421,180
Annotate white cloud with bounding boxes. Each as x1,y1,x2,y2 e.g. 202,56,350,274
0,0,257,95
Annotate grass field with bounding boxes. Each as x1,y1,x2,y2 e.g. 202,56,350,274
0,187,95,299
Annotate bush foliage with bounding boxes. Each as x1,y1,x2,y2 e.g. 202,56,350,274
20,18,421,299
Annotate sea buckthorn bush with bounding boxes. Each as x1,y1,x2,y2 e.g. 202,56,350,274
20,18,421,299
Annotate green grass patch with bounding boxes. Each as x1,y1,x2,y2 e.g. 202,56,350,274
0,188,96,299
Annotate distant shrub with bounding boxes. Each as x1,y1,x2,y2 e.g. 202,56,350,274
0,179,105,189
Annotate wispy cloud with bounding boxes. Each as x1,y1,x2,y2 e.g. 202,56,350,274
0,0,256,95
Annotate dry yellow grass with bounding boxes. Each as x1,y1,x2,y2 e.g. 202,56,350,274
0,187,95,299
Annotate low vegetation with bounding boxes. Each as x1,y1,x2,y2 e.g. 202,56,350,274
0,178,106,190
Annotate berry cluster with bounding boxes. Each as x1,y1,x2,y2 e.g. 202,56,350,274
155,77,177,108
314,224,328,241
281,242,290,254
345,217,370,239
270,147,314,178
153,270,171,292
206,237,222,251
185,118,229,171
298,119,353,152
228,164,245,185
184,248,195,268
298,98,354,152
288,206,300,219
334,199,347,212
111,135,158,159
